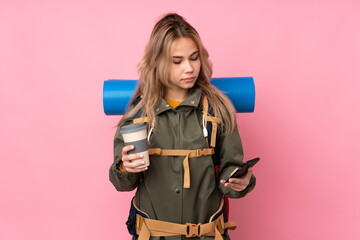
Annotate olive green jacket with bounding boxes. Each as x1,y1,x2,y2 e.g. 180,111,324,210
109,88,256,240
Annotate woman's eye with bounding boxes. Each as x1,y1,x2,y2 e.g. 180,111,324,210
173,55,198,64
191,55,199,61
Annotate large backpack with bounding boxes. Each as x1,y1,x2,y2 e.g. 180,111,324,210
130,94,230,218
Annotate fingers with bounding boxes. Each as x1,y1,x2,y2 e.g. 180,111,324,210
221,168,253,191
122,156,148,173
124,164,148,173
123,152,144,162
121,145,148,173
122,145,134,156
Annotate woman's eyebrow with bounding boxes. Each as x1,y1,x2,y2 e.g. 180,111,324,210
172,51,199,59
190,51,199,56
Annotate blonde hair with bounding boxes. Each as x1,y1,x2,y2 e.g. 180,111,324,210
119,13,236,134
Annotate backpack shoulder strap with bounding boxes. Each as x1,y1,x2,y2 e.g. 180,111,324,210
202,96,230,219
132,96,149,124
131,96,154,140
202,95,221,167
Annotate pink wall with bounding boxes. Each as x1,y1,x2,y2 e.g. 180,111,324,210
1,0,359,239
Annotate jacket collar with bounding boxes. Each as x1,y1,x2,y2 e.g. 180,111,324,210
155,88,202,115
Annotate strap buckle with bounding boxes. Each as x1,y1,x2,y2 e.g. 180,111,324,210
195,149,207,157
186,223,201,237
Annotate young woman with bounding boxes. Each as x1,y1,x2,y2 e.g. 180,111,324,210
109,13,256,240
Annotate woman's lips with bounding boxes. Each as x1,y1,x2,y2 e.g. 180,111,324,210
183,77,195,82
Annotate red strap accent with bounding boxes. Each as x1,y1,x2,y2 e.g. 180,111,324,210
224,196,229,219
215,165,230,218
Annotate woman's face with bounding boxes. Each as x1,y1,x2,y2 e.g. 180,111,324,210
166,37,200,100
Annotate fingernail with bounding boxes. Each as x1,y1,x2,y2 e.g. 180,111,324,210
142,161,145,164
145,167,148,170
139,154,144,158
131,145,134,149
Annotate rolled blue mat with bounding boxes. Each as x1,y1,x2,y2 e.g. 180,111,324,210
103,77,255,115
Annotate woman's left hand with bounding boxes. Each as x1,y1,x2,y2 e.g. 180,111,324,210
220,168,252,192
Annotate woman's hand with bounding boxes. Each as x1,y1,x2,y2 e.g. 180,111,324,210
220,168,253,192
121,145,148,173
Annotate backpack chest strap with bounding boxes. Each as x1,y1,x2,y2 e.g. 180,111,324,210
148,148,214,188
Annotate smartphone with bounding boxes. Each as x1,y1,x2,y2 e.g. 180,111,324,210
225,157,260,182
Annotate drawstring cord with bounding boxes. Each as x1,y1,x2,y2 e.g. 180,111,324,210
148,122,154,142
202,111,208,138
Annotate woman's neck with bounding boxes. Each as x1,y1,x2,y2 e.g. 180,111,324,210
164,88,189,101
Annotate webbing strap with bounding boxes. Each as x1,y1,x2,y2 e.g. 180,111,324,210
205,116,221,147
136,214,236,240
134,196,237,240
205,116,222,124
148,148,214,188
211,122,217,147
133,117,149,123
203,95,209,129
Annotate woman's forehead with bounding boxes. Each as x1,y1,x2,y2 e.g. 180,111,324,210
170,37,198,56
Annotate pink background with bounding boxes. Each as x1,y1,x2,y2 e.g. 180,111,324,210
1,0,359,239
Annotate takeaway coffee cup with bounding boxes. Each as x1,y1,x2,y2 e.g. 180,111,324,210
120,123,149,168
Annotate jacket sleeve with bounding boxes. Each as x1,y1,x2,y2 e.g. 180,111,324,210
109,121,142,192
217,124,256,198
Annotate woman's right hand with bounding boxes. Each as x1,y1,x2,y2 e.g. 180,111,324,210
121,145,148,173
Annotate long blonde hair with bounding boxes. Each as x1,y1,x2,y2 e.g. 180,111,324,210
119,13,236,134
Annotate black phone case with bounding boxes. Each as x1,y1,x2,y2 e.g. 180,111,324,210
225,157,259,182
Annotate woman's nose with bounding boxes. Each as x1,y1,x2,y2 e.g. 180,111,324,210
184,60,194,73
